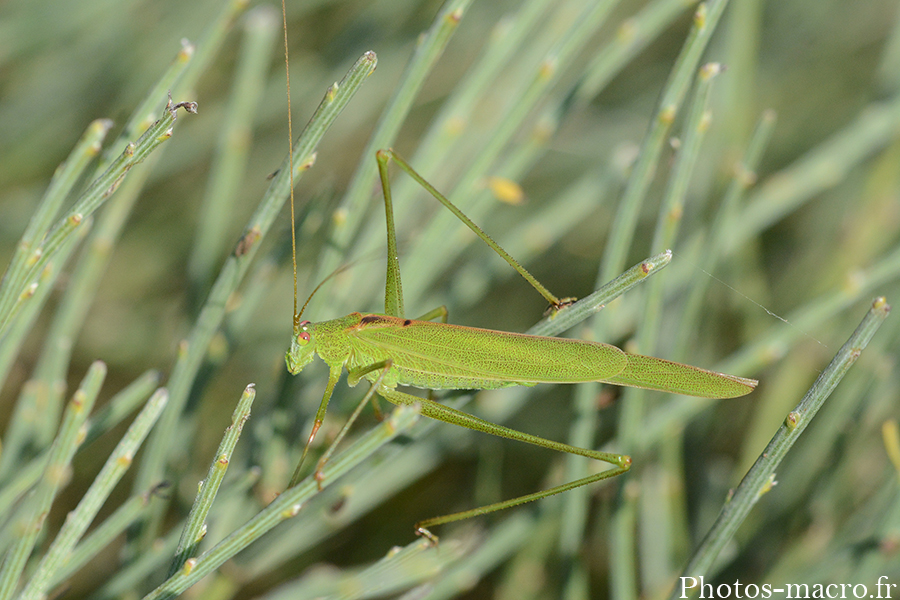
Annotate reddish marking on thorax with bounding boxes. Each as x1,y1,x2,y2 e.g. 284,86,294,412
359,315,385,325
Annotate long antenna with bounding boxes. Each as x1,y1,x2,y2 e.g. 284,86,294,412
282,0,298,334
295,262,356,321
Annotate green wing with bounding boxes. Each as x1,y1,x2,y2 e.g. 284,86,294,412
350,316,628,390
601,353,757,398
349,314,756,398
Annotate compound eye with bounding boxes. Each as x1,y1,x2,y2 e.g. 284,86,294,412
297,331,311,344
298,320,311,327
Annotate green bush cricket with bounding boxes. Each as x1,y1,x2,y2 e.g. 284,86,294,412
282,144,757,540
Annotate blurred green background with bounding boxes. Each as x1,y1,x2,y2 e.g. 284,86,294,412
1,0,899,598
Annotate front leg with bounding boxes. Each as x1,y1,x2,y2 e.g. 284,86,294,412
346,358,395,421
288,364,343,488
346,359,394,386
313,359,394,488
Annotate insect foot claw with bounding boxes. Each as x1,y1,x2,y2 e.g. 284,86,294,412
543,297,578,317
415,526,439,547
314,469,325,491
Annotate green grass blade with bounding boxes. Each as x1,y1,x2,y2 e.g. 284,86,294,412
49,490,163,589
168,384,255,576
140,404,420,600
131,51,378,547
0,119,112,321
188,7,280,297
0,361,105,600
0,370,159,516
673,297,891,587
18,388,167,600
0,102,197,339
